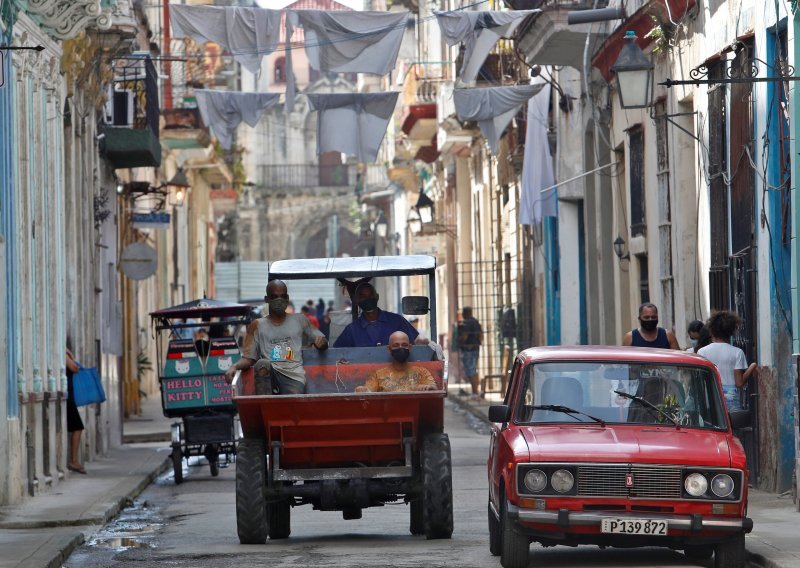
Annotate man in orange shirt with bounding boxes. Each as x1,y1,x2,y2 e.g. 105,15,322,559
355,331,437,392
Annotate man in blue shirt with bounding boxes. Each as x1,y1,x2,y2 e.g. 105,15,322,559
333,283,419,347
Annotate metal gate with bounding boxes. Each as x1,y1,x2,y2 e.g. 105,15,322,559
454,258,533,395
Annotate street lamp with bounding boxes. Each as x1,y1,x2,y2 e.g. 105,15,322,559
375,211,388,238
407,208,422,235
610,31,655,109
415,188,435,224
613,235,630,261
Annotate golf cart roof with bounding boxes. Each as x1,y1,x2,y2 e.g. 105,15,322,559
268,255,436,280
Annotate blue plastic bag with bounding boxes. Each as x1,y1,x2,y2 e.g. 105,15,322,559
73,367,106,406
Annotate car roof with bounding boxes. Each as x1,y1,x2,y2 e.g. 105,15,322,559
268,255,436,279
515,345,716,368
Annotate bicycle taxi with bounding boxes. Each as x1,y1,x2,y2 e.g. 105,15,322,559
150,298,254,484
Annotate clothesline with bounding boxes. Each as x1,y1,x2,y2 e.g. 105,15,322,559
163,0,492,60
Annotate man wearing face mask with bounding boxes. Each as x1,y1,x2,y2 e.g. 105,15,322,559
333,282,418,348
622,302,680,349
354,331,437,392
224,279,328,394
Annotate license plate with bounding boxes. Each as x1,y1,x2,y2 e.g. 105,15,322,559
601,518,668,535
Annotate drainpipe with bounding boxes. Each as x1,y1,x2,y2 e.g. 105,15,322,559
26,427,35,497
163,0,172,109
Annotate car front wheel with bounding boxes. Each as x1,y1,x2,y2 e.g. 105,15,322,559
714,533,745,568
500,497,530,568
488,500,501,556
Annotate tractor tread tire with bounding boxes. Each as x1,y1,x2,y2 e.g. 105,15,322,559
268,495,291,539
236,438,268,544
422,433,453,540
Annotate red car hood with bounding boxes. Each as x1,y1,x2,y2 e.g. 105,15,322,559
519,426,732,467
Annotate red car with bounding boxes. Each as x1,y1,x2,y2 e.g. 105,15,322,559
487,346,752,568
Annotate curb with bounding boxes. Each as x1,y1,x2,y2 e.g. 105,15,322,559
449,393,492,426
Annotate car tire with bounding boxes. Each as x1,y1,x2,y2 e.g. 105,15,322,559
236,438,268,544
684,544,713,561
501,497,530,568
171,443,183,485
422,433,454,539
714,533,745,568
488,500,501,556
409,497,425,535
268,494,291,539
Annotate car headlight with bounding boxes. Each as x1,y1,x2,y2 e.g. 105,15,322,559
523,469,547,493
711,474,734,498
684,473,708,497
550,469,574,493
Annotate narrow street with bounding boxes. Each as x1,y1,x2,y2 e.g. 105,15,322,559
64,401,726,568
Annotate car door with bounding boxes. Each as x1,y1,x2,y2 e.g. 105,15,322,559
489,358,523,504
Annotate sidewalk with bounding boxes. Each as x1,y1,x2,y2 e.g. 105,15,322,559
0,396,172,568
447,384,800,568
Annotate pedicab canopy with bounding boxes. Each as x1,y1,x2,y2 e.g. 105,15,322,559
150,298,253,415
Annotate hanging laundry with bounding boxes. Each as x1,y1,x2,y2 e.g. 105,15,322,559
519,78,556,225
435,10,539,84
306,92,399,163
453,84,543,153
171,5,281,74
194,90,281,150
285,10,408,111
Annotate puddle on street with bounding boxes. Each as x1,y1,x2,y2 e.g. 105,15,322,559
86,498,164,550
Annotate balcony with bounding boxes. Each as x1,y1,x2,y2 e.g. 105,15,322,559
515,0,610,68
102,56,161,169
161,107,211,150
258,164,389,192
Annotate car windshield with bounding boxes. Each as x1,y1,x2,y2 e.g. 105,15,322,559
515,362,728,430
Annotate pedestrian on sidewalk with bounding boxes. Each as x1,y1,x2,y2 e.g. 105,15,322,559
686,319,711,353
65,341,87,474
457,306,483,399
622,303,680,349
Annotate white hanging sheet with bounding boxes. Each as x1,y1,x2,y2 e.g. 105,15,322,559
194,90,281,150
306,92,399,163
285,10,407,111
453,84,543,153
170,5,281,74
435,10,539,84
519,78,556,225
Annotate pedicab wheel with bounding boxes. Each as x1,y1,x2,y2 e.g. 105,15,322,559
236,438,267,544
171,443,183,485
500,496,530,568
409,497,424,535
683,545,713,561
488,500,501,556
421,433,453,539
268,489,291,540
205,444,219,477
714,533,745,568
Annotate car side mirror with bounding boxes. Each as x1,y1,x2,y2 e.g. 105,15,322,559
488,405,511,423
729,409,751,430
402,296,429,315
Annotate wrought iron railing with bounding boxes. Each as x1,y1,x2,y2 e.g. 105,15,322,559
258,164,388,189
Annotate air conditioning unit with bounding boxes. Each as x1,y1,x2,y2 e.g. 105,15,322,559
104,89,134,127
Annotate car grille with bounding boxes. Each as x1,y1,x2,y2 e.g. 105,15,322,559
577,465,682,499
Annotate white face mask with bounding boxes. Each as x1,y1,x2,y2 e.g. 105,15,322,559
690,339,698,349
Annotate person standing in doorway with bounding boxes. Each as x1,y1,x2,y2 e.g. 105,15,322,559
622,303,680,349
697,310,757,411
65,342,86,474
458,307,483,399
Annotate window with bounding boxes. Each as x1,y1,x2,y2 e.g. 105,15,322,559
628,127,645,236
274,57,286,84
638,253,650,304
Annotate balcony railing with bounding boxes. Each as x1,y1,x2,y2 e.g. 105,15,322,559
259,164,389,189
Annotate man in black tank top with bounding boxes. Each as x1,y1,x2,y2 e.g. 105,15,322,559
622,303,679,349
